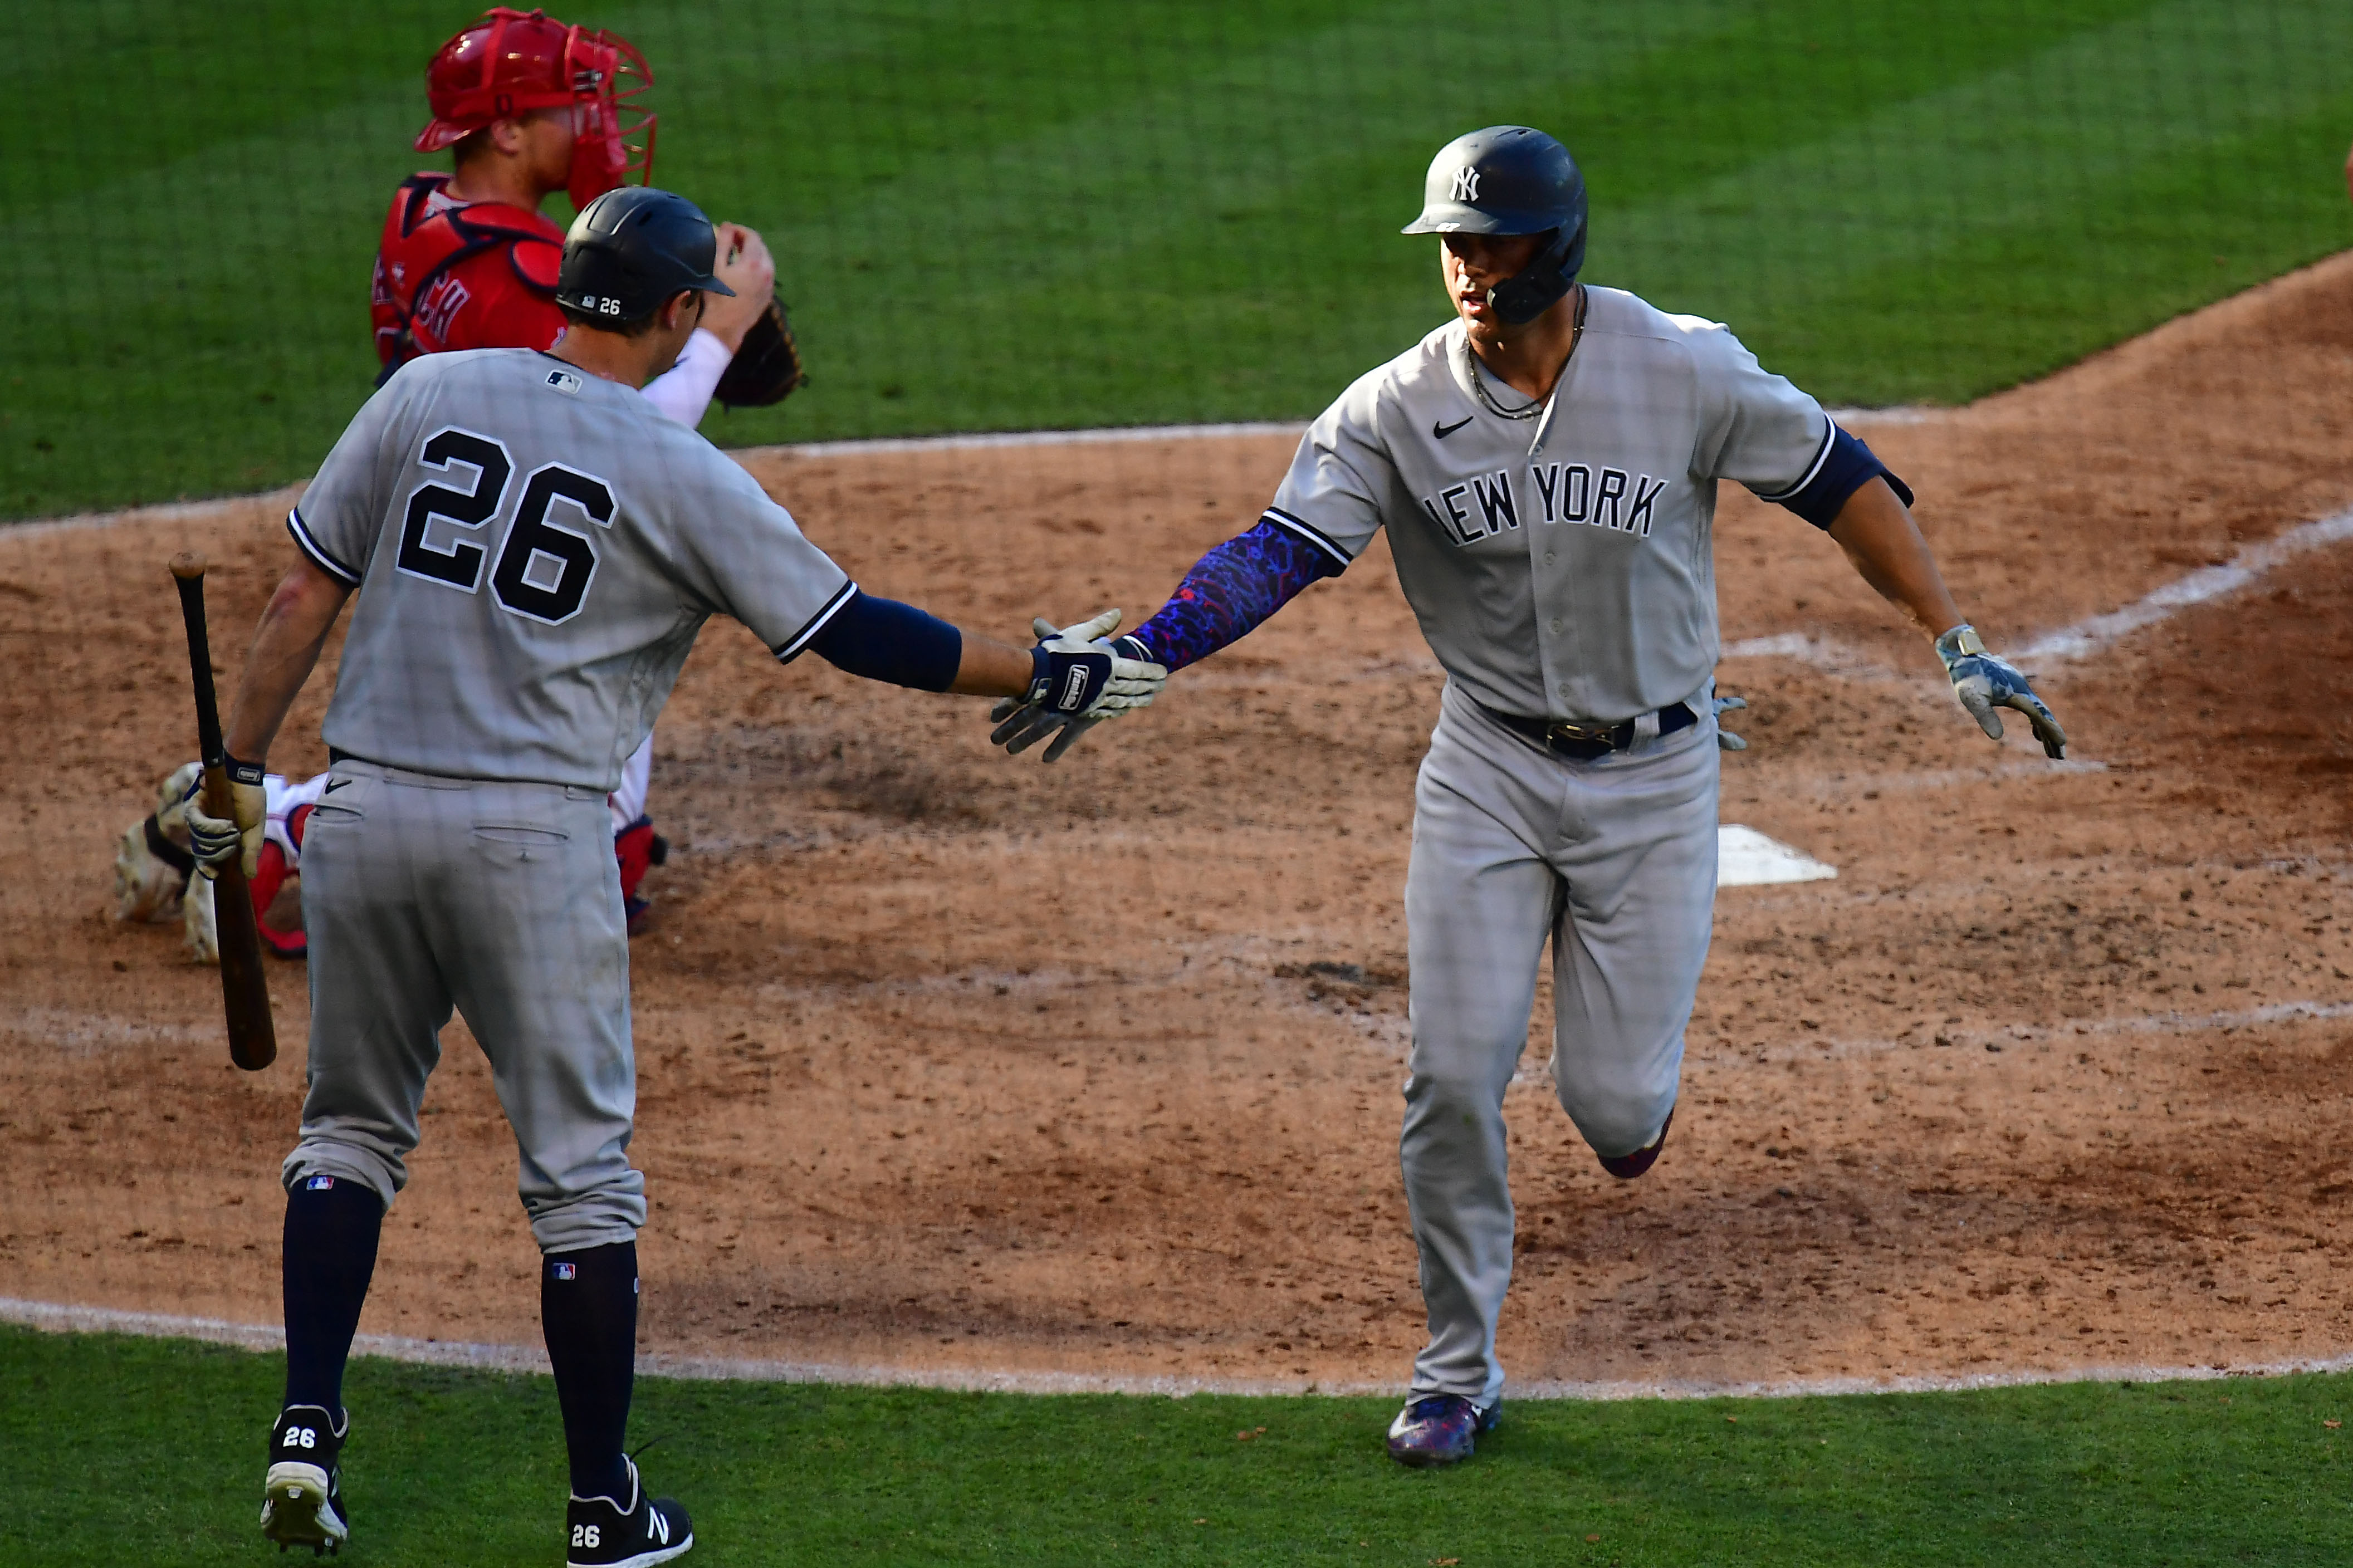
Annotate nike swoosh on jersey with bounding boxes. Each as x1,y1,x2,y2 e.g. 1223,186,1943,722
1432,415,1474,439
324,778,354,794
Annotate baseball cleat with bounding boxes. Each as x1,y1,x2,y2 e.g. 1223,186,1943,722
1597,1109,1673,1180
568,1456,692,1567
261,1404,350,1555
1386,1393,1500,1467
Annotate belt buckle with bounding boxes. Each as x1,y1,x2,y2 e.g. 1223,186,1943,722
1544,718,1618,748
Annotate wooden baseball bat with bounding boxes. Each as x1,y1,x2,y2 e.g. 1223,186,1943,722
169,552,277,1072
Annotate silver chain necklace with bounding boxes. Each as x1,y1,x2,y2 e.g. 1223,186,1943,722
1463,284,1586,422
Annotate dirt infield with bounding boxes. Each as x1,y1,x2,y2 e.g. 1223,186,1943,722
6,255,2352,1396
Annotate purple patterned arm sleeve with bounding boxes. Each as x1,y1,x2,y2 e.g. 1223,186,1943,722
1126,512,1349,673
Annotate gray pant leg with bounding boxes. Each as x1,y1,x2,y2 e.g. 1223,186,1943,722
1549,719,1720,1155
1400,685,1721,1405
433,780,644,1252
1400,694,1561,1407
284,765,645,1253
283,770,456,1212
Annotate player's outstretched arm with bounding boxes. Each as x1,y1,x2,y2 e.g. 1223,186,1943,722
1826,477,2067,758
984,514,1346,763
184,555,355,878
985,610,1172,763
803,591,1165,752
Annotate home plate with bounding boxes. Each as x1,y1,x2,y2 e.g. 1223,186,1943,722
1719,824,1838,887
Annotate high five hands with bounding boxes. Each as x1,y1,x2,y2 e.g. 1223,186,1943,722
989,609,1169,764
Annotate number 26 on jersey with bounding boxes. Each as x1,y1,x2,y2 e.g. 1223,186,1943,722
395,425,617,626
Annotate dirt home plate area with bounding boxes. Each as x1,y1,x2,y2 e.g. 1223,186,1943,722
5,257,2352,1401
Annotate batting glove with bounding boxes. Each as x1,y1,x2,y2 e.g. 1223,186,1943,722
1935,624,2067,759
1713,693,1748,752
989,610,1168,764
183,757,267,880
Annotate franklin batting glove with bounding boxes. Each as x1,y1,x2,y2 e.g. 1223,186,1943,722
990,611,1168,763
183,757,267,880
1936,624,2067,759
1713,693,1748,752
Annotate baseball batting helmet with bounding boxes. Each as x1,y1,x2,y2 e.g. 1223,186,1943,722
415,7,656,209
1402,126,1588,326
555,187,735,324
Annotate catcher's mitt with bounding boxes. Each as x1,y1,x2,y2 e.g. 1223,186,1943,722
715,300,806,409
112,761,200,923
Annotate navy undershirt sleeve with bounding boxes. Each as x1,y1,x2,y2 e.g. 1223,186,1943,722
1774,425,1914,530
807,590,962,692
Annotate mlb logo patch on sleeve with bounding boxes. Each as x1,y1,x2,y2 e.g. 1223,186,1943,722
552,1261,578,1281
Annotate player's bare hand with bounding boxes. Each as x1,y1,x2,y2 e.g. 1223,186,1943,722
699,223,777,352
1713,692,1748,752
989,610,1168,763
183,759,267,880
1935,624,2067,759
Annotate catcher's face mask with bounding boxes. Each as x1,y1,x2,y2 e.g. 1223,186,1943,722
415,7,657,208
557,26,656,209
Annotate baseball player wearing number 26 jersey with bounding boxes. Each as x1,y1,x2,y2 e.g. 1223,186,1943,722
1002,128,2067,1466
183,188,1163,1565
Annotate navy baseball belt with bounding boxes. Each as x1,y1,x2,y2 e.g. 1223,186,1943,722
1478,699,1698,761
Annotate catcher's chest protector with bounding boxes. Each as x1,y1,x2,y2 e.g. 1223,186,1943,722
371,173,566,373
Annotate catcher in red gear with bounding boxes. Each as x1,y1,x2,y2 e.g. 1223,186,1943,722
111,9,788,966
371,6,784,395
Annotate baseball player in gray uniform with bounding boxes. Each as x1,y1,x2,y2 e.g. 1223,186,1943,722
994,126,2065,1465
184,187,1162,1562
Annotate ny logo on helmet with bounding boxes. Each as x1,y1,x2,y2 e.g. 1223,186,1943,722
1451,166,1481,203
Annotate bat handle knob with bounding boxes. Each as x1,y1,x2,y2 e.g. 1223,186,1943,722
169,551,208,581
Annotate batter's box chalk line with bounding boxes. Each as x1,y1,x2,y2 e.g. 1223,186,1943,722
1718,824,1837,888
4,1295,2350,1403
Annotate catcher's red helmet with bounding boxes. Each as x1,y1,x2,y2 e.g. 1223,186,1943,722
414,7,655,207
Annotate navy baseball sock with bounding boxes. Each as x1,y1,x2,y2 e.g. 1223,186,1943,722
541,1242,638,1502
281,1174,385,1415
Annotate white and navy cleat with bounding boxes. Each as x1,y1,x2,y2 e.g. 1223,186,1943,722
567,1455,692,1567
261,1404,350,1556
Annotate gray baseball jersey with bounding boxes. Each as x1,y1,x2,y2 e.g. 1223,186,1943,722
290,348,854,791
1266,286,1833,722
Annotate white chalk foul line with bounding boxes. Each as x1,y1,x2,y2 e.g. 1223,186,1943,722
1723,504,2353,677
4,1295,2346,1402
1717,632,1900,676
2015,505,2353,664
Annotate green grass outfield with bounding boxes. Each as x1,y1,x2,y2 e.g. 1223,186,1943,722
4,0,2350,521
5,1327,2351,1565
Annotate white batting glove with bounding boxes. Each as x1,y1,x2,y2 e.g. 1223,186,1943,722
1935,624,2067,759
1713,693,1748,752
988,610,1168,764
183,758,267,880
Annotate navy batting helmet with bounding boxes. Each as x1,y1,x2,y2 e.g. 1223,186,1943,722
1402,126,1587,326
555,187,735,324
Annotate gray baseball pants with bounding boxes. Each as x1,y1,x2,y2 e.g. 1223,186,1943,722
281,759,647,1253
1402,680,1719,1407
